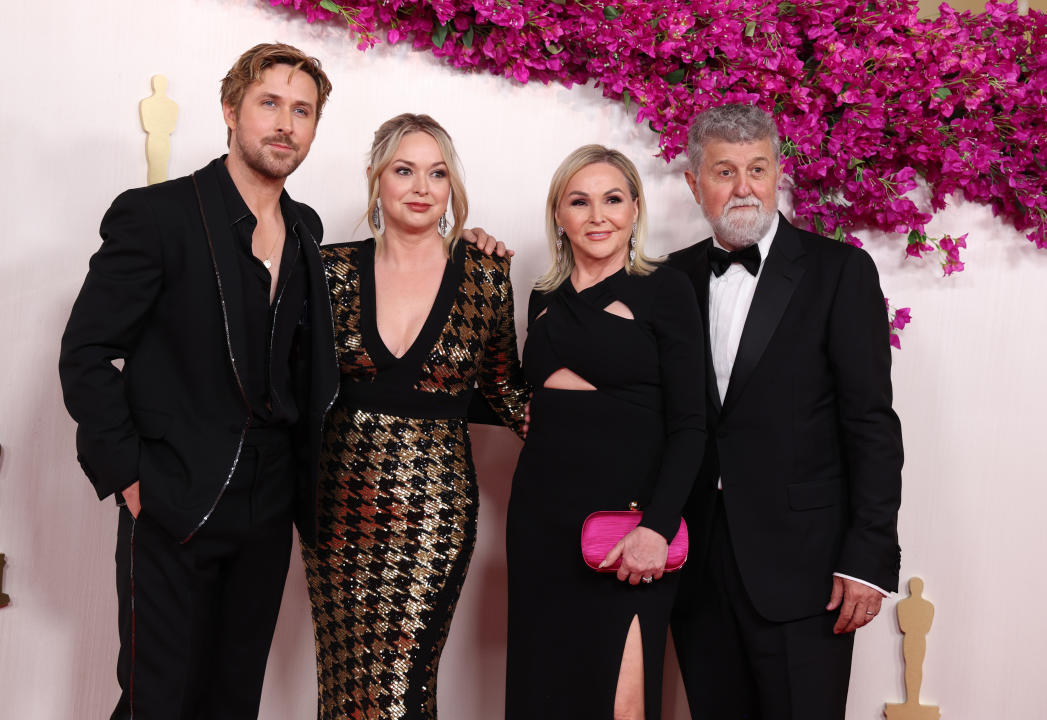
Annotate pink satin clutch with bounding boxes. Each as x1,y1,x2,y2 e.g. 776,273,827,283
580,510,689,572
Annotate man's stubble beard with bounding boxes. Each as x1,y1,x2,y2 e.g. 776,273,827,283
235,132,305,181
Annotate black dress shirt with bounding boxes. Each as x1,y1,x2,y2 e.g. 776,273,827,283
216,159,307,428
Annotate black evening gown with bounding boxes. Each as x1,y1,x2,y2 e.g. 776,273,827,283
303,239,527,720
506,265,706,719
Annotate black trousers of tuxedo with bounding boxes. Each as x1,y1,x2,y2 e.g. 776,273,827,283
672,494,854,720
111,429,295,720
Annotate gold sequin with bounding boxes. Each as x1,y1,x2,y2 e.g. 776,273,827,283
303,242,527,719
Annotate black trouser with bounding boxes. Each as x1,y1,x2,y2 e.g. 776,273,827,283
671,493,854,720
112,429,295,720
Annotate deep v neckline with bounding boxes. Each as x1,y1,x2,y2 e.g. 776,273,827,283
360,239,463,370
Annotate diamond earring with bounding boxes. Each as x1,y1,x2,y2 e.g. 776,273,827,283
629,223,637,266
371,199,384,235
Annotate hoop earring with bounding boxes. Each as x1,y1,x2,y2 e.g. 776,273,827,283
371,199,384,235
556,226,565,265
628,223,637,267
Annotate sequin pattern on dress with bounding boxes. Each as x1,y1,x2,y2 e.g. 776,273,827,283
323,247,377,378
303,408,475,720
415,249,529,428
304,240,527,720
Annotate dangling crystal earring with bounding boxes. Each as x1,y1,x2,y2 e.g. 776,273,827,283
371,199,384,234
628,222,637,267
438,191,452,238
556,226,565,265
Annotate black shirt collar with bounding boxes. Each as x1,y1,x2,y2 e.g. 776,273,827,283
212,154,299,233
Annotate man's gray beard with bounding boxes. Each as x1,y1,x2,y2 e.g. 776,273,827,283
708,198,776,249
236,134,303,181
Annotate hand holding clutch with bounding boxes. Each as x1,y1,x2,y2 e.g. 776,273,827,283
581,510,688,578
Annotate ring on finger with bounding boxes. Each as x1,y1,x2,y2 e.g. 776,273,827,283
641,576,654,584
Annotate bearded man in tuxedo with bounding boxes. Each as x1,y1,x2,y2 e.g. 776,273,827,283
667,104,904,719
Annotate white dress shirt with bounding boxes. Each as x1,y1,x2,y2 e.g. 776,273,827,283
708,215,887,597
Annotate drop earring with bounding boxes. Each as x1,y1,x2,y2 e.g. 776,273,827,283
556,226,565,265
371,199,385,235
438,213,449,237
629,222,637,266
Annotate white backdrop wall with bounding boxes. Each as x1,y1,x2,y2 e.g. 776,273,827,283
1,1,1045,718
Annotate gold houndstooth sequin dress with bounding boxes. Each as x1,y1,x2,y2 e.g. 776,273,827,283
303,239,527,720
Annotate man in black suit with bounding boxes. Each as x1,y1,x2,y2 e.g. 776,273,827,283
668,104,903,719
59,43,339,719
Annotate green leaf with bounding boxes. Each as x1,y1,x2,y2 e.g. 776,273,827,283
833,226,845,242
933,87,951,100
547,42,564,55
907,229,922,244
463,27,474,49
847,157,864,169
318,0,342,12
622,89,632,113
432,23,450,48
813,215,826,234
664,68,687,84
549,0,566,4
604,6,622,20
778,1,797,14
855,166,864,183
744,21,757,37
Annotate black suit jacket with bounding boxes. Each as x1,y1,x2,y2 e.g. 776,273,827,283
59,158,338,543
668,214,903,622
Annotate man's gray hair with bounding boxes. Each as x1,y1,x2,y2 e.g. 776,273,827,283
687,104,781,170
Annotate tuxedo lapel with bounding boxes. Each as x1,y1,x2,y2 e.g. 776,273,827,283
191,165,250,399
721,216,806,415
288,204,339,416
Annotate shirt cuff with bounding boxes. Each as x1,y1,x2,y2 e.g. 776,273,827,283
833,572,890,597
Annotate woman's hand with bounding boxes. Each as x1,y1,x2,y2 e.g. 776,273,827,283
461,227,513,257
599,526,668,585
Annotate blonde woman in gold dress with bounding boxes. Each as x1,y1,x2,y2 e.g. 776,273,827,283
302,114,527,719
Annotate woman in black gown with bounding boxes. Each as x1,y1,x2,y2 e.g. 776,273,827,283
506,146,706,719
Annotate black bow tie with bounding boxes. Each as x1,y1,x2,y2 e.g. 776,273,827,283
709,244,761,277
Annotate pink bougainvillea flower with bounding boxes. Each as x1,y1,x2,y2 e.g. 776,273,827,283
271,0,1047,347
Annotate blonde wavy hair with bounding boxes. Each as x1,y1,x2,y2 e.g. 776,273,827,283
535,145,657,292
365,113,468,256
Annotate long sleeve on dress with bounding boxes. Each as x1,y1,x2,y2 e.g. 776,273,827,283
474,255,529,438
637,270,707,541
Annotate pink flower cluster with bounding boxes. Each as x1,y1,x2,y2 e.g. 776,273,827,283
885,299,912,349
271,0,1046,282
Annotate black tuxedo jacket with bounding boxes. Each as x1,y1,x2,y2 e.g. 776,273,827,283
667,214,903,622
59,158,339,544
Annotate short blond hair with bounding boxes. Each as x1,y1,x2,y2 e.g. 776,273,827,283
365,114,469,255
535,145,657,292
220,43,333,145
